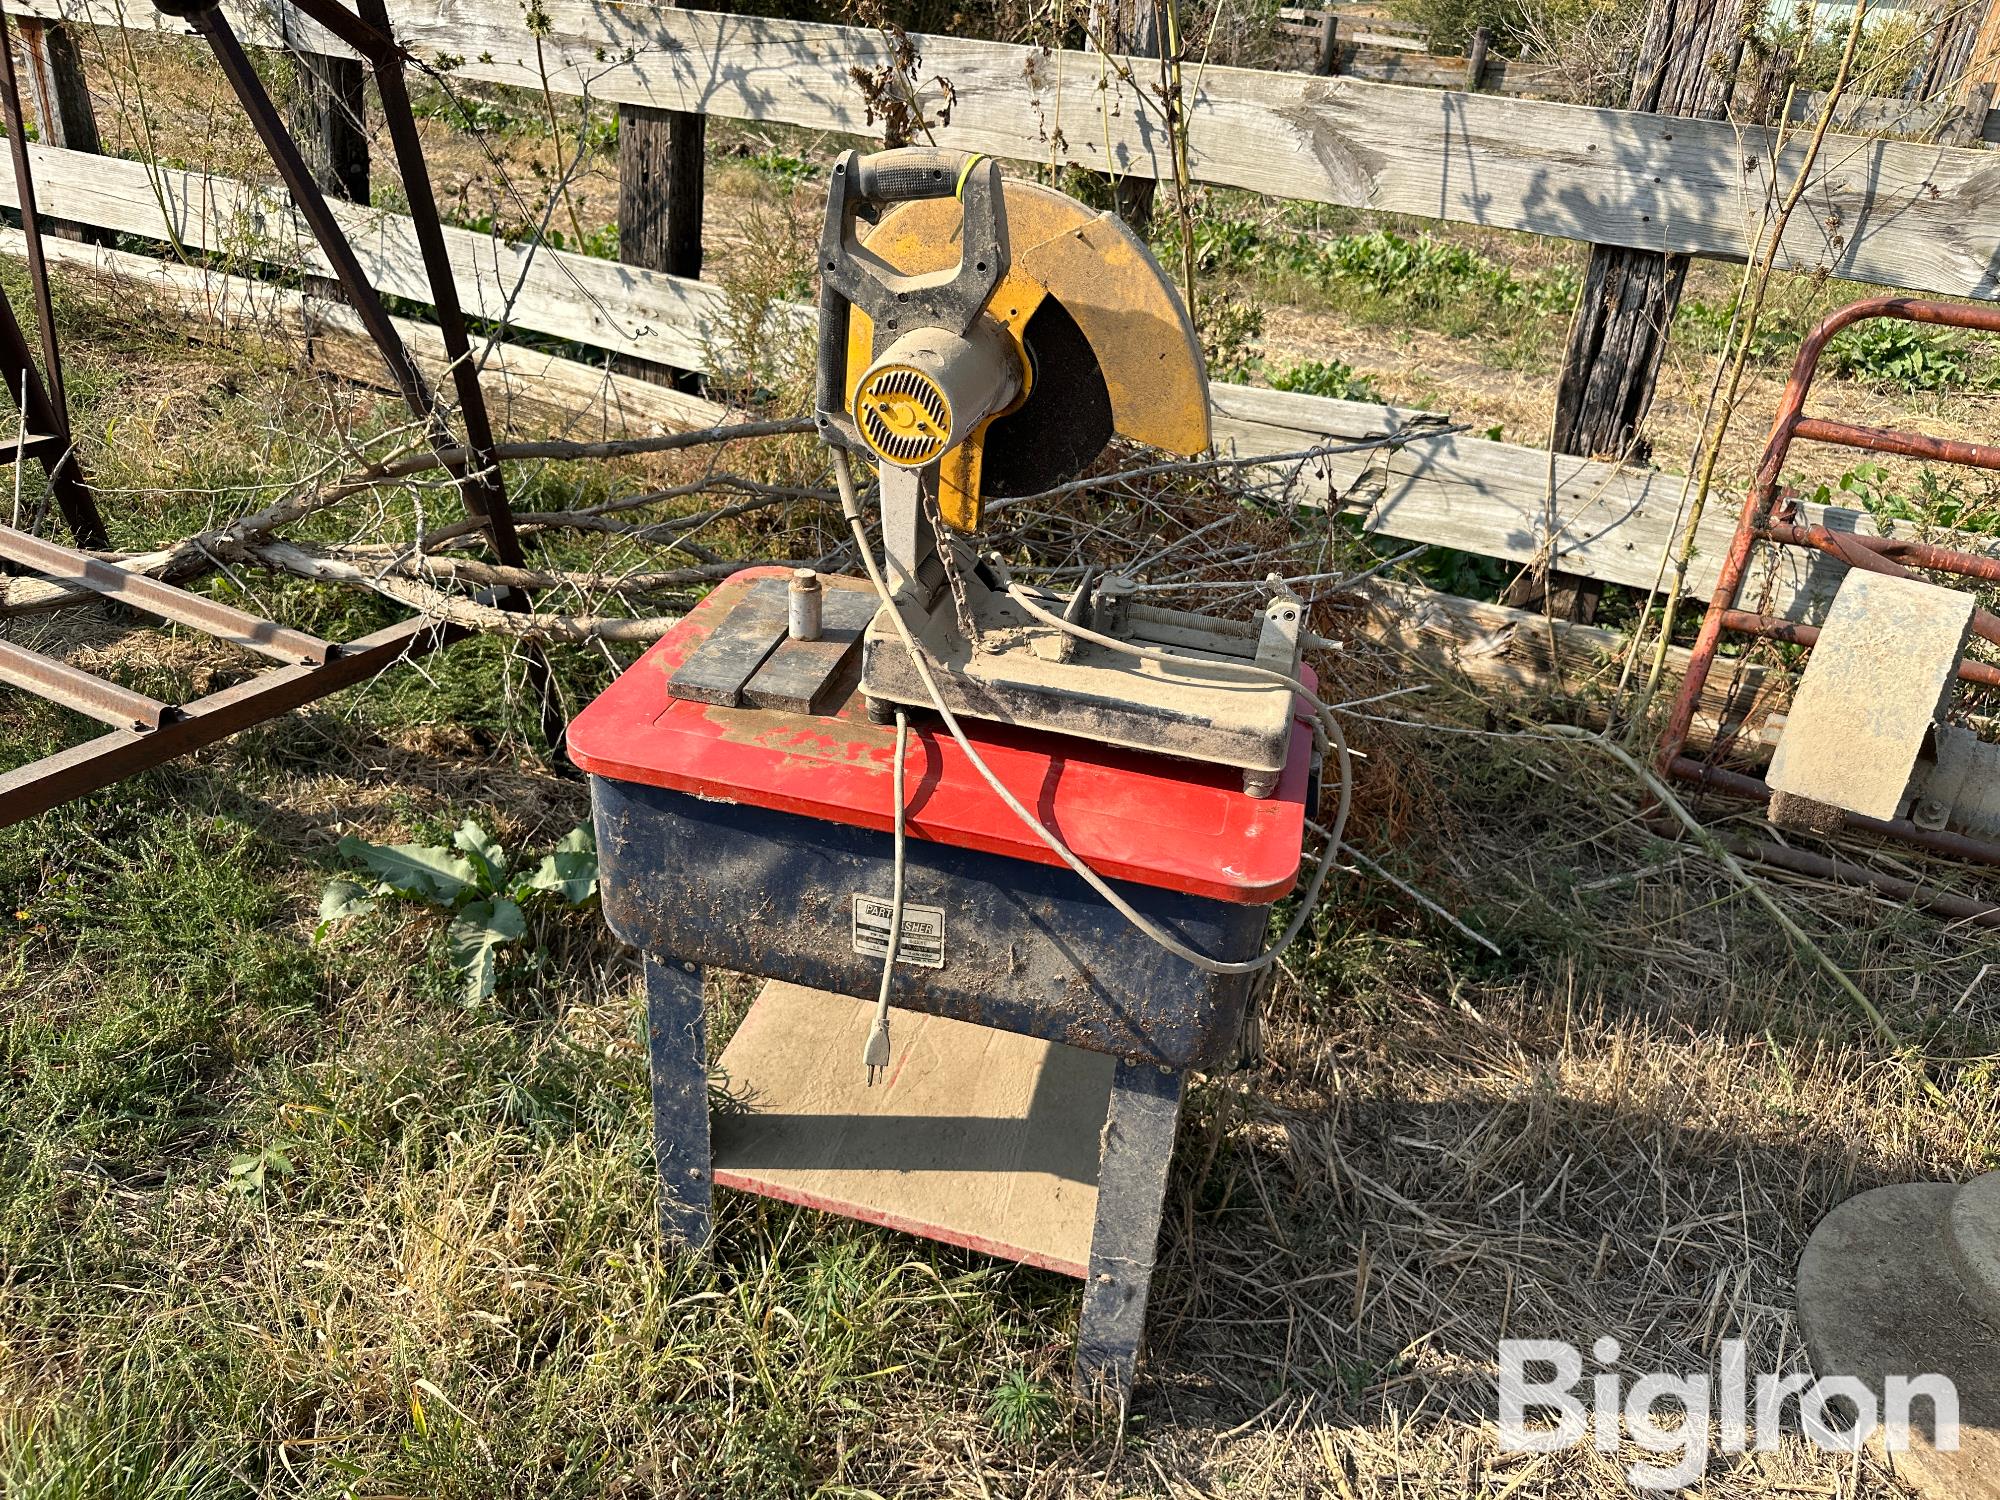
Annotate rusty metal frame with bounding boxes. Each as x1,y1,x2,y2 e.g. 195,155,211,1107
0,615,465,822
1659,296,2000,918
0,0,568,827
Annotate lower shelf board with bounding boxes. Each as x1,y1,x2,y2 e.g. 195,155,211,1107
711,979,1114,1276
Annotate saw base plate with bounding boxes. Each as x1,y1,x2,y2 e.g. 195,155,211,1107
860,583,1302,794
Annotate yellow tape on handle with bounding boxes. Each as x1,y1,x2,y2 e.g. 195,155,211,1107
953,153,987,200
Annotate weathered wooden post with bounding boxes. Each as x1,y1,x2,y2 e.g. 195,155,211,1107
14,18,103,242
1464,25,1490,91
1909,0,1993,101
289,52,369,203
1314,10,1340,75
617,105,705,388
16,19,96,153
1512,0,1749,621
1736,41,1793,126
618,105,705,283
1906,0,2000,143
1088,0,1159,230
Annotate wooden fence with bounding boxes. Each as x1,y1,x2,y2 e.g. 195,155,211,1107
21,0,2000,293
0,0,1980,621
1280,4,2000,144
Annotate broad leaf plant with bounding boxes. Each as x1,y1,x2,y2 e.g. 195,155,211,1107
318,820,598,1002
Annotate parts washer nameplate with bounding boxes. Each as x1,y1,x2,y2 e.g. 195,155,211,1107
851,894,947,968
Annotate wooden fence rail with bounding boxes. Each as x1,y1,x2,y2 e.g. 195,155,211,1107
0,141,799,374
17,0,2000,301
0,0,1973,636
1278,5,2000,145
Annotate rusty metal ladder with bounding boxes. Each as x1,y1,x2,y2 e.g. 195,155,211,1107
0,0,573,827
0,517,462,824
1657,295,2000,924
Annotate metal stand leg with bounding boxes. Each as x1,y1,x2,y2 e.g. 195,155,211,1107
1075,1058,1184,1404
644,955,713,1249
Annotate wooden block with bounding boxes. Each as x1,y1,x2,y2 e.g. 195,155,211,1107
710,980,1113,1276
666,577,790,707
742,587,878,714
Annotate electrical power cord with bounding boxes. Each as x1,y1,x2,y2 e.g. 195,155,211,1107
862,709,909,1084
831,448,1354,979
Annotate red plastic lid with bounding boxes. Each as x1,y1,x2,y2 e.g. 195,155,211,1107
567,567,1311,904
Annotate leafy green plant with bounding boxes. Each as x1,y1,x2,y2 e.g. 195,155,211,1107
985,1369,1061,1443
408,86,529,137
1199,296,1266,382
1189,218,1315,278
317,821,598,1002
1762,8,1925,96
1389,0,1524,53
1414,545,1511,598
1319,228,1573,316
1827,320,1982,393
450,212,620,261
742,149,817,184
541,221,621,259
1173,207,1572,345
226,1141,296,1195
1340,517,1511,600
1674,297,1801,363
1804,461,2000,537
1271,358,1381,403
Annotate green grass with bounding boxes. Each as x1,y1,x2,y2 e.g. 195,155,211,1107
0,674,1103,1494
1268,357,1381,403
1675,296,2000,393
0,271,1109,1496
1172,209,1580,358
1797,459,2000,538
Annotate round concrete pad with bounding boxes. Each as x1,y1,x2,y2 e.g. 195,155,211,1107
1949,1172,2000,1330
1799,1182,2000,1500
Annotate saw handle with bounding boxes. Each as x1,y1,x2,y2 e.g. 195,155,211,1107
850,147,976,204
814,147,1008,452
815,280,851,447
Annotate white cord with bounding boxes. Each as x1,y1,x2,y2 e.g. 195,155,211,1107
863,709,909,1084
831,448,1352,977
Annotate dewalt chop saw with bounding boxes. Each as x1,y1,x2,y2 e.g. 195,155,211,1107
811,147,1307,794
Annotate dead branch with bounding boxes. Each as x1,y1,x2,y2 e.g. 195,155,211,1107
315,547,781,594
323,415,818,500
0,419,820,618
248,540,688,642
981,428,1468,516
410,477,832,551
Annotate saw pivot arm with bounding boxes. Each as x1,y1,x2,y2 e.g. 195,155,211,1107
814,147,1008,456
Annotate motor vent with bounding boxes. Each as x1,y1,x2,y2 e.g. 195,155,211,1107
856,364,953,467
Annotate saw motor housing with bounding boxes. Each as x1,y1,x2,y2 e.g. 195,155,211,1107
815,147,1306,795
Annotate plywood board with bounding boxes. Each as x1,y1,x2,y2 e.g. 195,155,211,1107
711,980,1112,1276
